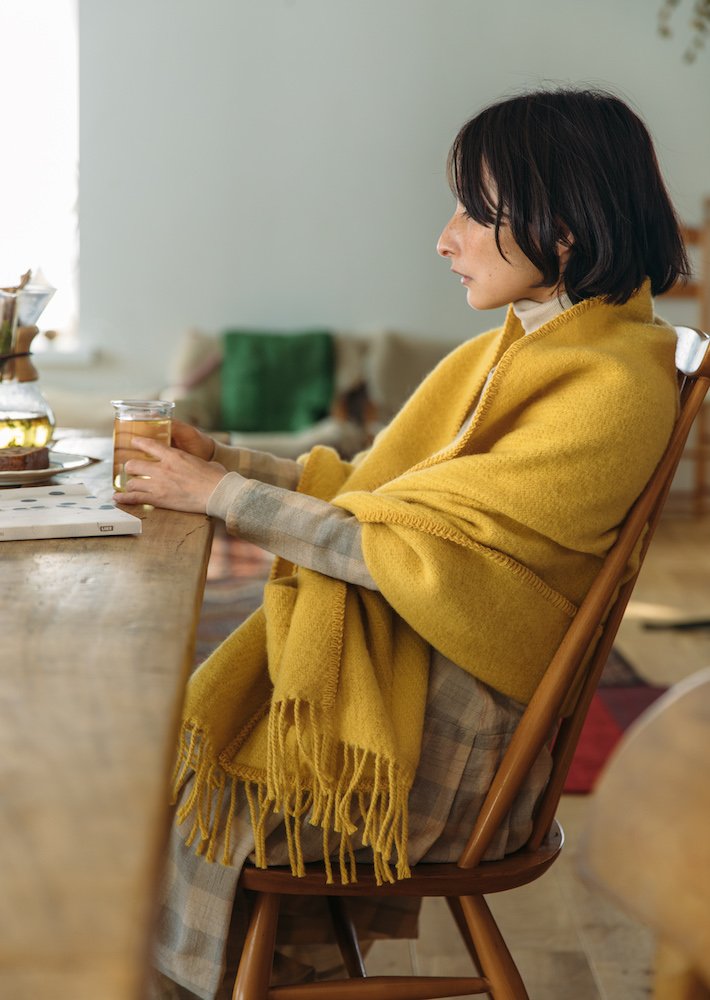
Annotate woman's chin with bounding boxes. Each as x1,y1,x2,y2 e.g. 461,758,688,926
466,291,505,312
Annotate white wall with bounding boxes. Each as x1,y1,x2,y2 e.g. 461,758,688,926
44,0,710,396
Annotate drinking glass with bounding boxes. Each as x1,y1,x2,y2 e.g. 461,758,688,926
111,399,175,491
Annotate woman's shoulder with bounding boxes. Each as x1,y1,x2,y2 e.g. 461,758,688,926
487,288,679,442
519,285,677,381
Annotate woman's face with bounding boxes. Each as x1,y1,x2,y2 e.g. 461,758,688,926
437,202,559,311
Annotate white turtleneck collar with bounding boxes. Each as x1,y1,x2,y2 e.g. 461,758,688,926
512,292,574,335
449,290,575,446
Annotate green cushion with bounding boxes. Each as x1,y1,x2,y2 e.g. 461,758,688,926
219,329,334,433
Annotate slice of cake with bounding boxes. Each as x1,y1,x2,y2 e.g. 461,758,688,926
0,445,50,471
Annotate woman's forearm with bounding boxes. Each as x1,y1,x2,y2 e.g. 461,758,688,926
206,472,378,590
211,441,304,489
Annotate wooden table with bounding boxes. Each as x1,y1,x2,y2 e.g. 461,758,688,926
0,434,214,1000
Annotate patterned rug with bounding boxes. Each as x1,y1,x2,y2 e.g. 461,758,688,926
195,526,666,794
563,648,667,793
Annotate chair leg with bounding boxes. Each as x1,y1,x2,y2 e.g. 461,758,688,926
232,891,281,1000
447,896,482,974
327,896,367,977
459,894,530,1000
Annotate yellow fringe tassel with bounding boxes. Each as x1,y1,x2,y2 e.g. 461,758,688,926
171,711,413,886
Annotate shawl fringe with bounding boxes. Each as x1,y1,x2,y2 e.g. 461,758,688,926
171,703,412,886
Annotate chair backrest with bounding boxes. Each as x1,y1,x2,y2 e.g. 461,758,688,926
457,325,710,869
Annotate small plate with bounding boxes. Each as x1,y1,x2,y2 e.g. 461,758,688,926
0,451,93,487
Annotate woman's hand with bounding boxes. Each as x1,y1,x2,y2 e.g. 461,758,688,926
114,436,227,512
170,418,216,461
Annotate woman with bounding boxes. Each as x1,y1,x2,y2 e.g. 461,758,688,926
120,88,688,999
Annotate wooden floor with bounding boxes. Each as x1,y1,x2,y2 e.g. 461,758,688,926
357,502,710,999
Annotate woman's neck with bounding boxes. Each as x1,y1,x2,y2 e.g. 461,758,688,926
513,292,573,334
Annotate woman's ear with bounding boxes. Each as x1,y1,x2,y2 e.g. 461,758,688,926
556,225,574,265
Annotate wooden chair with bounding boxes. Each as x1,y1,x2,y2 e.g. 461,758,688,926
657,199,710,513
232,326,710,1000
578,666,710,1000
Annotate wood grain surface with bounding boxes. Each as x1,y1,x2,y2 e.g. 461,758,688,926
0,436,214,999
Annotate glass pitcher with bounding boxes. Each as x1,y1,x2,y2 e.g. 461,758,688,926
0,282,56,448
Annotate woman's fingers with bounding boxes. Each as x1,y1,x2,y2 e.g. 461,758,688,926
115,487,153,504
128,436,170,459
122,458,160,479
113,437,227,512
169,419,216,461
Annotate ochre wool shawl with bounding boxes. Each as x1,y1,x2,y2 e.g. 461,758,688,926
173,284,678,883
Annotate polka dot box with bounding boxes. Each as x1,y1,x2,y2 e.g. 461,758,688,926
0,484,142,540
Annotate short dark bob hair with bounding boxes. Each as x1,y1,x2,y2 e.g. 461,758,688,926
447,88,690,304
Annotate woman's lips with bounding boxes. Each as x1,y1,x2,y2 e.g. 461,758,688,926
452,269,471,285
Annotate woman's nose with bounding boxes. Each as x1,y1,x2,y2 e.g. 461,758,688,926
437,216,457,258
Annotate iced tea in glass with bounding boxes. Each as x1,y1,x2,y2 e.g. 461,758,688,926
111,400,175,491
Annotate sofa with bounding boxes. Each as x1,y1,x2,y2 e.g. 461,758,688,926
161,327,465,459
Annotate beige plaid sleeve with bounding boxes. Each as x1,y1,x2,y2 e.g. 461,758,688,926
206,472,378,591
211,442,304,489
